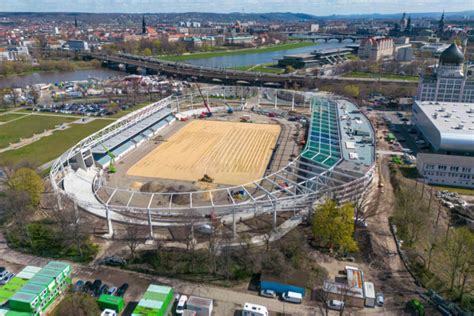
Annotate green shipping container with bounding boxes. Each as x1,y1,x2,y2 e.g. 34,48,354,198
98,294,125,313
132,285,173,316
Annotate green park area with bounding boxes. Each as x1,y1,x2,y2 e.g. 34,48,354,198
0,119,110,166
343,71,418,81
0,113,27,122
0,115,76,149
160,41,315,61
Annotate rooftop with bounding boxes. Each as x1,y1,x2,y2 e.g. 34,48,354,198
418,153,474,166
415,101,474,135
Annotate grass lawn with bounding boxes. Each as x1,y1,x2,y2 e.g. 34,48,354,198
16,109,85,119
343,71,418,81
0,115,75,149
0,119,111,166
0,113,27,122
160,41,316,61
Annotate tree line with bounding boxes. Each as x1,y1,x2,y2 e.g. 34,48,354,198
0,163,98,262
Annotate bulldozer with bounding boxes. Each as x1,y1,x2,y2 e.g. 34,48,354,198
199,174,214,183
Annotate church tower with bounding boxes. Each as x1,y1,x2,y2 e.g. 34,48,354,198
142,15,147,34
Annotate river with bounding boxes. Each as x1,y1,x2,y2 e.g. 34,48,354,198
182,41,355,68
1,41,356,88
0,68,123,89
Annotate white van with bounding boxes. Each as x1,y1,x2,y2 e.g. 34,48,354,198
282,291,303,304
176,295,188,314
242,302,268,316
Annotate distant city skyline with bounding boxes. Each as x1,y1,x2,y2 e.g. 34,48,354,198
1,0,472,16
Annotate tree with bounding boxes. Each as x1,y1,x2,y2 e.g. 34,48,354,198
143,48,152,56
392,186,431,247
351,188,378,231
53,293,101,316
343,84,360,98
285,65,295,74
8,167,44,206
30,88,41,106
124,218,143,260
442,227,474,293
312,200,358,254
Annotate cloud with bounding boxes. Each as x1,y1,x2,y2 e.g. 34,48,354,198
0,0,472,15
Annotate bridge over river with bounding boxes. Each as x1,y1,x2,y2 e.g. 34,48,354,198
84,52,315,88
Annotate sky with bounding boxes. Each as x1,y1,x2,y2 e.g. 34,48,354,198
0,0,473,15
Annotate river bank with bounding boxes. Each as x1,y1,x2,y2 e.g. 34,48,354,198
159,41,316,62
0,60,102,79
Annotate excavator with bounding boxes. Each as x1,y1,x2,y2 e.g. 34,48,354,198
102,144,116,173
195,84,212,118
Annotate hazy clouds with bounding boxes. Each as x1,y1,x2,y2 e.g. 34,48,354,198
1,0,472,15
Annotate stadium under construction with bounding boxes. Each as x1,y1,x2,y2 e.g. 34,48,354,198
50,86,376,239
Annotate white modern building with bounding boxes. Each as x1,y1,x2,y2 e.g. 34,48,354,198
416,43,474,103
412,100,474,188
412,101,474,153
416,153,474,188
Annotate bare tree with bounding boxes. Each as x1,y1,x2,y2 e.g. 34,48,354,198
49,194,89,257
351,186,379,231
124,218,143,260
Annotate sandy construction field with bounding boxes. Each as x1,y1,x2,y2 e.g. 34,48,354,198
127,120,281,185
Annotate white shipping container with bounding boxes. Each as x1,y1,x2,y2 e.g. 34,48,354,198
363,281,376,308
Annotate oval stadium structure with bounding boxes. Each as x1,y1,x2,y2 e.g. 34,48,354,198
50,87,376,237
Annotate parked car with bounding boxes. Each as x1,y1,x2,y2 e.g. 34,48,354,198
107,287,117,296
327,300,344,311
101,256,126,266
73,280,85,292
83,281,92,293
98,284,109,296
176,295,188,314
116,283,129,297
0,273,15,285
0,267,5,273
282,291,302,304
259,289,276,299
90,280,102,295
0,271,8,279
196,224,215,235
376,293,384,306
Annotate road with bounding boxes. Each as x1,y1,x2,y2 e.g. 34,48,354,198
317,75,418,84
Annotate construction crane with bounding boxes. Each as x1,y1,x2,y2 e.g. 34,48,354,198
195,84,212,118
224,102,234,114
102,144,116,173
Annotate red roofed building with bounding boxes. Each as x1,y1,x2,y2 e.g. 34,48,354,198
358,37,394,61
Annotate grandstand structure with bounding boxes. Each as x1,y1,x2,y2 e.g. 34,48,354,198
50,87,376,238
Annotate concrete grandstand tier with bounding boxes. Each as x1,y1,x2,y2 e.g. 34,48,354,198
50,87,376,237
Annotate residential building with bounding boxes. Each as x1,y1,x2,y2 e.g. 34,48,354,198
0,46,30,61
416,43,474,103
358,37,394,61
225,35,254,46
416,154,473,188
396,47,414,61
63,39,89,51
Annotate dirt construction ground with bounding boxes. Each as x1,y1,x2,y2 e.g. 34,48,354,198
126,120,280,186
